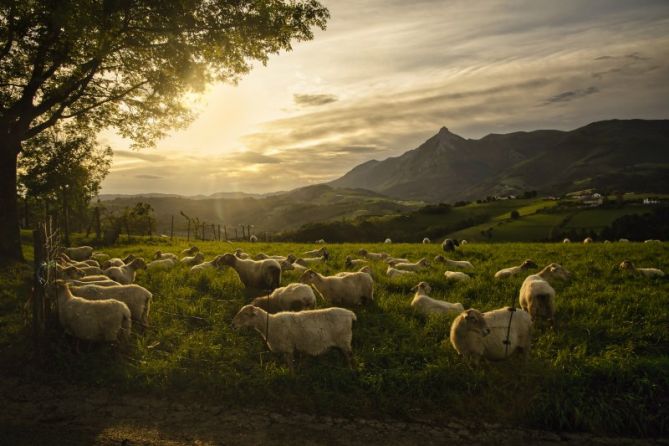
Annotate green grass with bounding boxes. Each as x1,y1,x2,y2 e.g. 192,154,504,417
1,238,668,436
564,208,651,230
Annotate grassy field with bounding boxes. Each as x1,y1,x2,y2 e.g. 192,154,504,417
1,238,668,437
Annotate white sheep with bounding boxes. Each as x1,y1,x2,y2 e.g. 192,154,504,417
233,305,356,369
62,246,94,261
494,259,538,279
563,238,571,243
393,258,430,272
385,257,409,265
74,274,114,282
304,247,327,257
644,239,661,243
315,239,326,244
345,256,368,268
410,282,463,316
220,253,281,293
434,256,473,270
358,249,389,261
56,264,85,280
102,254,135,269
91,252,110,263
70,284,152,328
78,265,104,276
255,253,296,262
191,255,224,272
234,248,250,259
444,271,471,281
386,266,416,278
55,281,131,342
422,237,430,244
250,283,317,313
250,234,258,242
583,237,593,244
450,307,532,364
147,258,177,270
295,255,328,266
181,252,205,266
181,246,199,256
619,238,629,243
519,263,570,323
442,239,459,252
153,250,178,261
300,269,373,306
384,238,392,244
460,240,468,245
104,258,147,285
619,260,665,277
68,279,122,287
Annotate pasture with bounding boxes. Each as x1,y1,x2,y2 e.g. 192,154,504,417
2,239,668,437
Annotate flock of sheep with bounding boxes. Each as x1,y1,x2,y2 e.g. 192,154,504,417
52,238,665,368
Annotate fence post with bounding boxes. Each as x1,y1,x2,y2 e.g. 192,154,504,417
170,215,174,241
202,222,206,241
234,228,238,239
32,229,45,347
224,225,228,241
187,220,190,242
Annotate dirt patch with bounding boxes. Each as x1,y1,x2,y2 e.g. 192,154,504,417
0,375,665,446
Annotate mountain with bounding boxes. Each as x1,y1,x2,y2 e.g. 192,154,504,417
330,119,669,202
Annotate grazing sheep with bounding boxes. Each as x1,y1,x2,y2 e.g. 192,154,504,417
434,256,473,270
442,239,459,252
181,252,205,267
385,257,409,265
232,305,356,369
104,258,147,285
102,254,135,269
153,250,178,261
422,237,430,244
619,238,629,243
78,265,104,276
410,282,463,316
619,260,665,277
386,266,416,278
250,234,258,242
55,281,131,342
583,237,593,244
519,263,571,323
62,246,94,261
191,255,224,271
250,283,317,313
644,239,661,243
220,253,281,293
563,238,571,243
384,238,392,244
295,255,328,266
254,253,295,262
315,239,326,244
304,247,327,257
74,274,114,282
358,249,389,261
70,284,152,328
181,246,199,256
68,279,122,287
56,265,85,280
61,258,100,268
393,258,430,272
444,271,471,281
279,260,297,272
604,240,611,244
345,256,368,268
450,308,532,364
234,248,250,259
147,258,177,270
300,269,373,306
494,259,538,279
460,240,468,245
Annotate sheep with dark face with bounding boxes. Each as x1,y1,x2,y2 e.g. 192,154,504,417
450,308,532,364
358,249,389,261
181,246,199,256
494,259,538,279
220,253,281,295
442,239,459,252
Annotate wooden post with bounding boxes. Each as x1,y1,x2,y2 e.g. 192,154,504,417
217,224,221,241
202,222,206,241
32,229,45,346
187,220,190,242
234,228,238,239
224,225,228,241
170,215,174,240
247,225,251,240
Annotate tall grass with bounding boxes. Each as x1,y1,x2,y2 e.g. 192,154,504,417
1,240,667,436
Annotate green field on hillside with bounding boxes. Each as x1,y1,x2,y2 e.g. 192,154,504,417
2,238,667,437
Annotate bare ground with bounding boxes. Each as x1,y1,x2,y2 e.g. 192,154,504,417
0,375,666,446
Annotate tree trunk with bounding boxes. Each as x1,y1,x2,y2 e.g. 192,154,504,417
0,143,23,261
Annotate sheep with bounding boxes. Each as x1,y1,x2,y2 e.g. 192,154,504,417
181,252,205,267
78,265,104,276
279,260,297,272
56,264,85,280
434,256,473,270
494,259,538,279
147,258,177,270
68,279,122,287
619,238,629,243
250,283,317,313
386,267,416,278
519,263,571,323
62,246,94,261
644,239,661,243
316,239,326,244
345,256,368,268
54,281,131,343
220,253,281,294
618,260,665,277
255,253,295,262
384,238,392,244
234,248,250,259
299,269,373,306
74,274,114,282
181,246,199,256
61,258,100,268
232,305,356,369
563,238,571,243
442,239,459,252
91,252,110,263
250,234,258,242
191,255,224,271
422,237,430,244
104,258,147,285
295,255,328,266
393,258,430,272
444,271,471,281
460,240,468,245
153,250,178,261
304,247,327,257
385,257,409,265
583,237,593,244
450,307,532,364
358,265,372,275
102,254,135,269
70,284,152,328
410,282,464,316
358,249,389,261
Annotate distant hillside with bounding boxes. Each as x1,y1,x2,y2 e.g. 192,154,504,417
330,119,669,202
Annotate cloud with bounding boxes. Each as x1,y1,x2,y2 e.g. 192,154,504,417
543,86,600,105
293,93,338,107
113,150,166,161
228,151,281,164
135,174,164,180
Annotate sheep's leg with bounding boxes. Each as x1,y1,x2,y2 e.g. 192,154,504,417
340,348,355,369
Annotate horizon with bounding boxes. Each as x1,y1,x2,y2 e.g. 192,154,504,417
101,0,669,196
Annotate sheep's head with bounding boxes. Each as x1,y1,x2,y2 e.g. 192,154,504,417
583,237,593,244
299,269,318,284
387,259,400,266
52,279,70,301
345,256,352,266
358,249,368,256
57,265,85,280
322,249,330,260
359,266,371,274
418,258,429,267
220,253,237,266
563,238,571,243
434,255,445,263
193,252,205,263
233,248,245,258
123,254,136,264
619,260,635,271
442,239,456,252
280,260,294,271
153,251,162,260
286,254,296,263
458,309,491,337
521,259,538,269
130,258,147,270
232,305,263,329
542,263,570,281
212,255,225,269
254,253,268,260
411,281,431,294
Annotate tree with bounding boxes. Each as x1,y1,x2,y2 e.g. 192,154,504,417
0,0,329,260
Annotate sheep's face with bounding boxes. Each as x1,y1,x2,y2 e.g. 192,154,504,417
59,266,85,280
153,251,162,260
221,253,237,266
123,254,136,264
418,258,429,267
232,305,262,328
461,309,491,337
193,253,205,263
299,270,318,284
286,254,296,263
411,282,431,294
53,280,69,301
619,260,635,271
547,263,570,280
358,249,367,256
434,255,445,263
130,258,147,270
521,259,538,269
281,260,294,271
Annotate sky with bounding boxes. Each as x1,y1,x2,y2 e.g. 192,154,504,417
101,0,669,196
